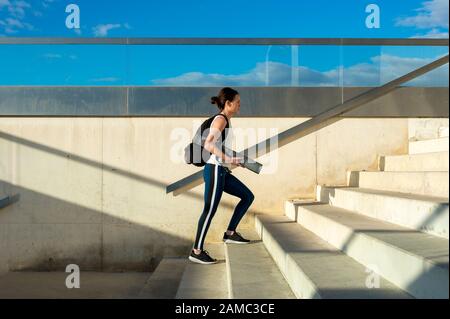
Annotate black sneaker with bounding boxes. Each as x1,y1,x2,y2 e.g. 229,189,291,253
223,232,250,244
188,249,218,265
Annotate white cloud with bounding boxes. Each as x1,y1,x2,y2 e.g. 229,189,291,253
0,0,11,8
151,54,448,87
92,24,122,37
89,77,121,83
152,62,336,87
7,0,31,19
412,28,449,38
0,0,56,34
396,0,449,29
151,61,342,87
0,16,33,33
43,53,62,59
42,53,78,60
375,54,448,86
42,0,55,8
5,17,23,27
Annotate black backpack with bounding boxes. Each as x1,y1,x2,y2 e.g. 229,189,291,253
184,113,230,167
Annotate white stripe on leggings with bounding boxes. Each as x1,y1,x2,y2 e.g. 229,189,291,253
197,164,219,249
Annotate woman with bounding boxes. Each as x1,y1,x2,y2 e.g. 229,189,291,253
189,87,255,265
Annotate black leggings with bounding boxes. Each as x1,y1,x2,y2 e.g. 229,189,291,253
193,164,254,250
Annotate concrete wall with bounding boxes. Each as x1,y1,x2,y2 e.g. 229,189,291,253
0,87,448,117
0,116,410,272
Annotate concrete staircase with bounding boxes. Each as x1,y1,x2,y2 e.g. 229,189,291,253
138,258,187,299
170,120,448,299
224,231,295,299
254,121,448,299
176,244,229,299
174,237,296,299
255,213,412,299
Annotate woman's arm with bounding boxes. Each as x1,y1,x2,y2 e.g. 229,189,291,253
204,117,242,165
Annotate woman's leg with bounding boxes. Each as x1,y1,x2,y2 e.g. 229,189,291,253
193,164,225,251
223,172,255,232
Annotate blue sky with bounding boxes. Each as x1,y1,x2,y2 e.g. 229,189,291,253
0,0,448,86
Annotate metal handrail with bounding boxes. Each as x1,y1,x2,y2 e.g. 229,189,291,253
166,54,449,195
0,37,448,46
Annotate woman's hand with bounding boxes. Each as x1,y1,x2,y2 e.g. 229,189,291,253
226,156,244,167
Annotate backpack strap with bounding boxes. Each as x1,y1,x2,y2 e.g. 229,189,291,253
208,113,230,156
213,113,229,127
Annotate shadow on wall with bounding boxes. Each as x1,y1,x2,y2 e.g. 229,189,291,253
0,180,193,272
0,131,254,212
0,132,254,273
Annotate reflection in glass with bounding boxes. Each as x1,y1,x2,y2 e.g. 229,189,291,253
0,44,447,87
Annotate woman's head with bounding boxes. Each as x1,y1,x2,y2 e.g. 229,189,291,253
211,87,240,114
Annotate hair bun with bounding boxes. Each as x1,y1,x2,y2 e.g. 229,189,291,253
210,96,219,104
211,87,238,111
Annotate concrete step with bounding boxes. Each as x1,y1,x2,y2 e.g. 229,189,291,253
285,199,317,221
294,203,449,299
408,119,449,141
379,152,449,172
409,137,449,154
175,243,228,299
254,214,412,299
138,258,187,299
316,186,449,239
0,272,151,299
347,171,449,198
224,229,295,299
439,127,449,138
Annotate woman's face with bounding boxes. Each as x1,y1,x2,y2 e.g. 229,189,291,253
226,94,241,114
